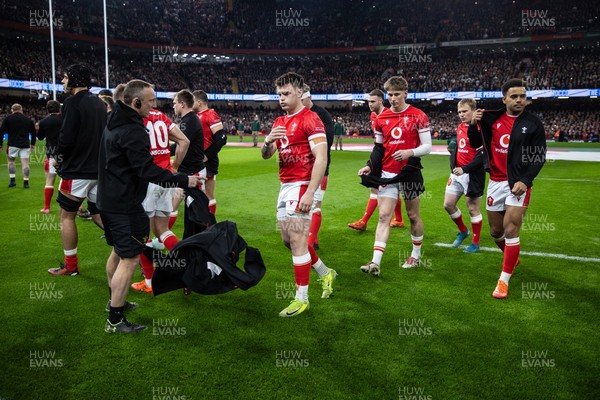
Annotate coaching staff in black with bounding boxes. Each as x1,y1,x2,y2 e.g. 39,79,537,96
98,79,199,334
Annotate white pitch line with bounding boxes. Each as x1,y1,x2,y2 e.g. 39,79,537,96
433,242,600,263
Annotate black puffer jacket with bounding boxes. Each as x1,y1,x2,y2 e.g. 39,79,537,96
97,101,188,214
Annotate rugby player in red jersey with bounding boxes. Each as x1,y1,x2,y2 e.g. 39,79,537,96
358,77,432,275
262,72,336,317
443,99,485,253
468,79,546,299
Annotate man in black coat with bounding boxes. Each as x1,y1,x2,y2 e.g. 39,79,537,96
468,78,546,299
98,79,199,333
48,64,107,276
0,103,36,188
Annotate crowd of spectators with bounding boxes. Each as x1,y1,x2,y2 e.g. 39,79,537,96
1,0,598,49
1,37,598,94
1,96,597,141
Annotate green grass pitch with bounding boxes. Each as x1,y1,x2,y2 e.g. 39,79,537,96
0,143,599,399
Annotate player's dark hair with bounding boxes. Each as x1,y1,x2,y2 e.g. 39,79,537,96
275,72,304,89
501,78,526,97
99,95,114,109
113,83,126,102
46,100,61,113
98,89,113,97
123,79,153,107
192,90,208,104
369,89,384,99
383,76,408,92
175,90,194,108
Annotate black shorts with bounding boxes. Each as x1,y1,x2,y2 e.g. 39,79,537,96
100,211,149,258
466,168,485,198
398,168,425,200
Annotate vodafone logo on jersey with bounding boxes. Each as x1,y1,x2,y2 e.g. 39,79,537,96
391,127,403,139
500,134,510,148
280,135,290,149
459,138,466,149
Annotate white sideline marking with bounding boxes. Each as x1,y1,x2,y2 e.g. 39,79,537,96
433,242,600,263
538,178,600,183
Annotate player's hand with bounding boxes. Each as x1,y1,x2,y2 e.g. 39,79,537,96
30,145,35,151
187,175,200,188
358,166,371,176
471,109,484,125
203,156,208,162
266,126,287,144
392,149,413,162
452,167,464,176
511,181,527,196
297,191,314,214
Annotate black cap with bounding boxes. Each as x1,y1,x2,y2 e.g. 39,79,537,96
66,64,92,89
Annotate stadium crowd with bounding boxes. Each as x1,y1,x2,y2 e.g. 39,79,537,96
2,96,597,141
1,37,598,94
2,0,598,48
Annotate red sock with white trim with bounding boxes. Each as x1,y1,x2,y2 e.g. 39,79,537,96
308,209,322,247
208,199,217,215
160,230,178,251
44,186,54,209
293,253,311,302
140,240,154,283
140,253,154,282
64,248,78,271
471,214,483,245
168,211,177,230
449,209,468,233
500,237,520,284
362,194,378,223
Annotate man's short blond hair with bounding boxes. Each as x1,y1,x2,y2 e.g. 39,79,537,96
458,99,476,110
